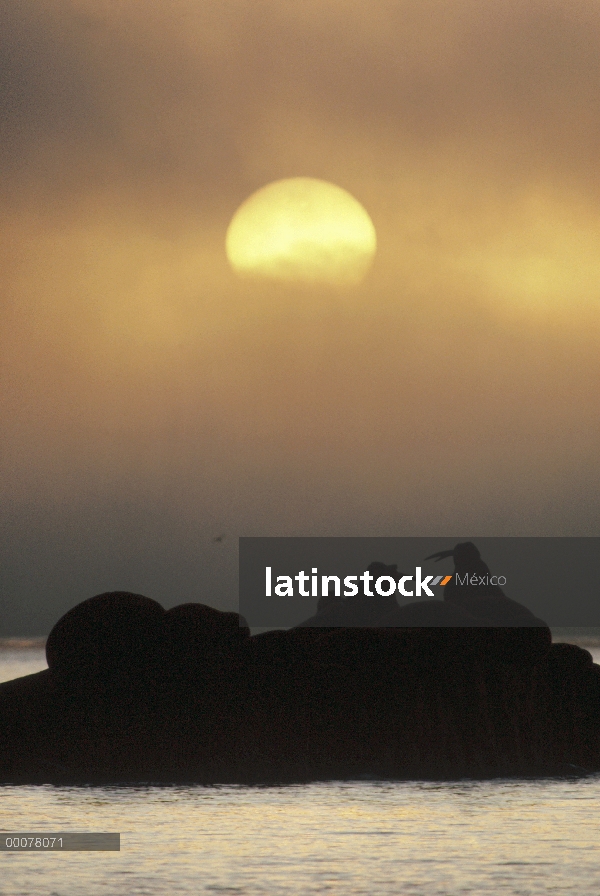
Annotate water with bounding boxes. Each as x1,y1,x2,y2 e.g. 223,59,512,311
0,643,47,686
2,644,600,895
2,778,600,895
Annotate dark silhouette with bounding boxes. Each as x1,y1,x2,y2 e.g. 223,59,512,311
0,544,599,784
424,541,548,629
299,561,400,627
425,541,504,598
46,591,166,678
317,591,344,613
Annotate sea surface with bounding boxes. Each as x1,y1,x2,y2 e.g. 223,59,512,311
1,637,600,896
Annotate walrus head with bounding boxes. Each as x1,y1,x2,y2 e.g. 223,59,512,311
424,542,489,573
46,591,166,677
163,602,249,668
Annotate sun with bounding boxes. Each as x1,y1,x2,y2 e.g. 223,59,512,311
226,177,377,287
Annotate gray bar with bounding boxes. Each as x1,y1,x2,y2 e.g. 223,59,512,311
0,833,120,851
240,537,600,627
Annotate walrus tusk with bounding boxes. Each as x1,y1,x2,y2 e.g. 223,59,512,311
424,549,455,562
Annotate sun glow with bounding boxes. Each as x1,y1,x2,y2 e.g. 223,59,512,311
226,178,377,287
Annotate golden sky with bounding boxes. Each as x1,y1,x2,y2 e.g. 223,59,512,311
1,0,599,629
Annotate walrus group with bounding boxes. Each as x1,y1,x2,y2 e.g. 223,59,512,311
1,543,599,783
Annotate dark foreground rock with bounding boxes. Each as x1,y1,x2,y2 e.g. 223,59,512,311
1,564,599,784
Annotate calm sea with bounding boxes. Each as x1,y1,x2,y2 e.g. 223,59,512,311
1,638,600,896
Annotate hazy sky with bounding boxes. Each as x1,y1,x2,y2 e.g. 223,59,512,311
1,0,599,633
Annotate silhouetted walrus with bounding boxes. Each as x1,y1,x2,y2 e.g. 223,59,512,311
157,604,251,745
163,604,249,653
425,541,504,598
316,592,344,614
424,541,547,624
46,591,166,677
378,599,480,627
298,561,400,627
